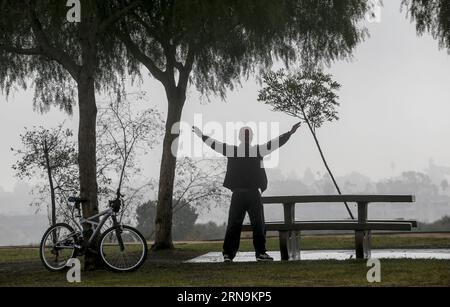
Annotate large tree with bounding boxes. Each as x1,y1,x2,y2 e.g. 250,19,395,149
117,0,371,249
0,0,141,268
402,0,450,52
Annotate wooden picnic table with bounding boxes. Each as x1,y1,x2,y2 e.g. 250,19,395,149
242,194,416,260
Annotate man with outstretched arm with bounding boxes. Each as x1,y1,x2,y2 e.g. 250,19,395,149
192,122,301,262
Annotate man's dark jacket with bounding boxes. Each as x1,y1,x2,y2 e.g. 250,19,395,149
201,132,292,192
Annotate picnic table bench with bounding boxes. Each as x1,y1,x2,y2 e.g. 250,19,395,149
242,195,416,260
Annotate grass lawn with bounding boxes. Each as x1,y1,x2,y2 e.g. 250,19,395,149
0,233,449,287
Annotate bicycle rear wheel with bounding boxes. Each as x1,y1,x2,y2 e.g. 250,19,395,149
98,225,147,272
40,223,77,271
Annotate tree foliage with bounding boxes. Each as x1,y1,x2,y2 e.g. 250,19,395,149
0,0,137,111
258,69,341,130
120,0,370,98
11,124,78,224
377,171,439,196
12,125,76,179
402,0,450,52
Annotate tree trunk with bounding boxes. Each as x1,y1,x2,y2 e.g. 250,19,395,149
43,141,56,226
301,109,355,220
153,91,185,250
77,73,100,269
77,10,102,269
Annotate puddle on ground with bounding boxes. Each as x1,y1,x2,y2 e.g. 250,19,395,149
186,249,450,263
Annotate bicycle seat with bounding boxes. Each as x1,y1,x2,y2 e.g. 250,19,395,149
68,197,88,204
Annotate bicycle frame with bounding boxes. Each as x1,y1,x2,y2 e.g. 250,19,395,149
74,207,121,247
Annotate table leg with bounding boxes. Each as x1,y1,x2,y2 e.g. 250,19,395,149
355,202,371,259
279,231,289,261
288,231,301,260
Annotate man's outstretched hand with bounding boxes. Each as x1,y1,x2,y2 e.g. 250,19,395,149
290,122,301,134
192,126,203,137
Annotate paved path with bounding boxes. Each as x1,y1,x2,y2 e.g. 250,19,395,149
186,249,450,263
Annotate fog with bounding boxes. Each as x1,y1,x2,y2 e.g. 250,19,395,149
1,0,450,245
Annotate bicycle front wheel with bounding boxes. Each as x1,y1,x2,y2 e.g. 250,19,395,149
98,225,147,272
40,223,77,271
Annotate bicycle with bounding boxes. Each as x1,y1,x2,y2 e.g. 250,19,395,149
39,190,148,272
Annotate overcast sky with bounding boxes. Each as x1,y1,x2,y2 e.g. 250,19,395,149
1,0,449,210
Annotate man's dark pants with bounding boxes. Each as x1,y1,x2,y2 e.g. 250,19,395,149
223,189,266,259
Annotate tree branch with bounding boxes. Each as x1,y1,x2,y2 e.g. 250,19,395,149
0,44,42,55
26,1,81,80
131,11,163,43
119,31,167,83
177,45,196,91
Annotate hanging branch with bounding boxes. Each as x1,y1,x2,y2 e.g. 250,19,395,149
258,69,355,220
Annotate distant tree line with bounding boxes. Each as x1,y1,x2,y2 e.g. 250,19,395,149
136,200,227,241
268,169,450,224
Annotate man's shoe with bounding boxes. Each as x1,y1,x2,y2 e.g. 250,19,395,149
256,253,274,262
223,254,233,263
